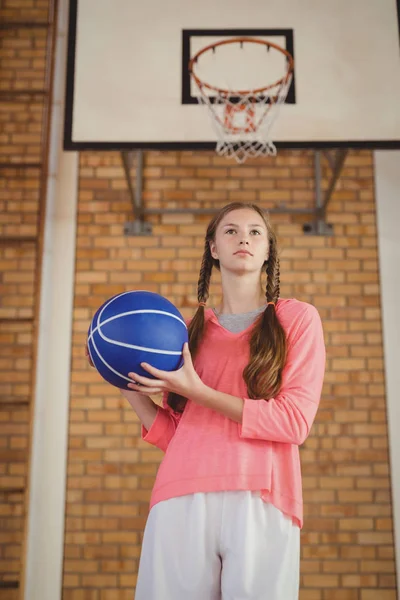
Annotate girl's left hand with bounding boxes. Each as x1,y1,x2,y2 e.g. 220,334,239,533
127,343,204,398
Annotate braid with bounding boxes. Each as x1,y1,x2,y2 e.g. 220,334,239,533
265,230,280,304
190,239,213,357
167,240,214,412
197,239,213,304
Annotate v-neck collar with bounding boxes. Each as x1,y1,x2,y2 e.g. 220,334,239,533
204,305,266,337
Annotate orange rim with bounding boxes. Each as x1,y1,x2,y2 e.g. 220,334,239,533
188,37,294,96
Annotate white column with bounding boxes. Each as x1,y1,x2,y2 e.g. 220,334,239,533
23,0,79,598
374,150,400,589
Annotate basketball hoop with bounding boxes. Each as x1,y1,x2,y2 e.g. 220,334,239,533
189,37,294,164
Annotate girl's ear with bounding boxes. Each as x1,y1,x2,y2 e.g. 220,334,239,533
209,240,218,260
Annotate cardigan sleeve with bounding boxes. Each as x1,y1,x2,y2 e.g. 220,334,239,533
142,391,183,452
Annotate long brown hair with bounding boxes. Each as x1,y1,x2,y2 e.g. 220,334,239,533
167,202,287,412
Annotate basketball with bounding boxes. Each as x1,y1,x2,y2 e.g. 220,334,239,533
87,290,188,389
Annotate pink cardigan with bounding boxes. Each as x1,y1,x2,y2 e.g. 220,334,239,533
142,298,326,528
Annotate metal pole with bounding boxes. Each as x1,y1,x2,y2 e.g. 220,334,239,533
314,150,323,219
321,148,348,214
135,150,144,222
122,150,151,235
303,150,334,236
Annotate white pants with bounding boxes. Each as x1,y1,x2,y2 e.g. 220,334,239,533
135,491,300,600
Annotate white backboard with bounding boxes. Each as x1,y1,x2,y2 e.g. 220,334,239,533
64,0,400,150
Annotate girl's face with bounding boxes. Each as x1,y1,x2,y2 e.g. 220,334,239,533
210,209,270,274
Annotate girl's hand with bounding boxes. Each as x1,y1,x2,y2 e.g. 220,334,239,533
85,342,94,367
127,343,204,399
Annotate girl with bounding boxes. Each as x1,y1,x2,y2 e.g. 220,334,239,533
91,202,326,599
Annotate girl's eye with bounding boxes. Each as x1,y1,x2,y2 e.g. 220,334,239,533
225,229,262,235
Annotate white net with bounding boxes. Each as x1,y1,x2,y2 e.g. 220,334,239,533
190,38,293,164
196,82,292,163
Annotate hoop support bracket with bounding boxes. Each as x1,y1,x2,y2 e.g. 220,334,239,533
121,150,152,236
303,149,348,236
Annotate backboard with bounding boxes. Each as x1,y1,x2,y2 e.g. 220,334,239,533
64,0,400,151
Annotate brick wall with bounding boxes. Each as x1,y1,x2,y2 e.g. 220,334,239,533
0,1,397,598
64,149,397,600
0,0,50,598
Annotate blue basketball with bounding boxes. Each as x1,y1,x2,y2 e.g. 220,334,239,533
87,290,188,390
